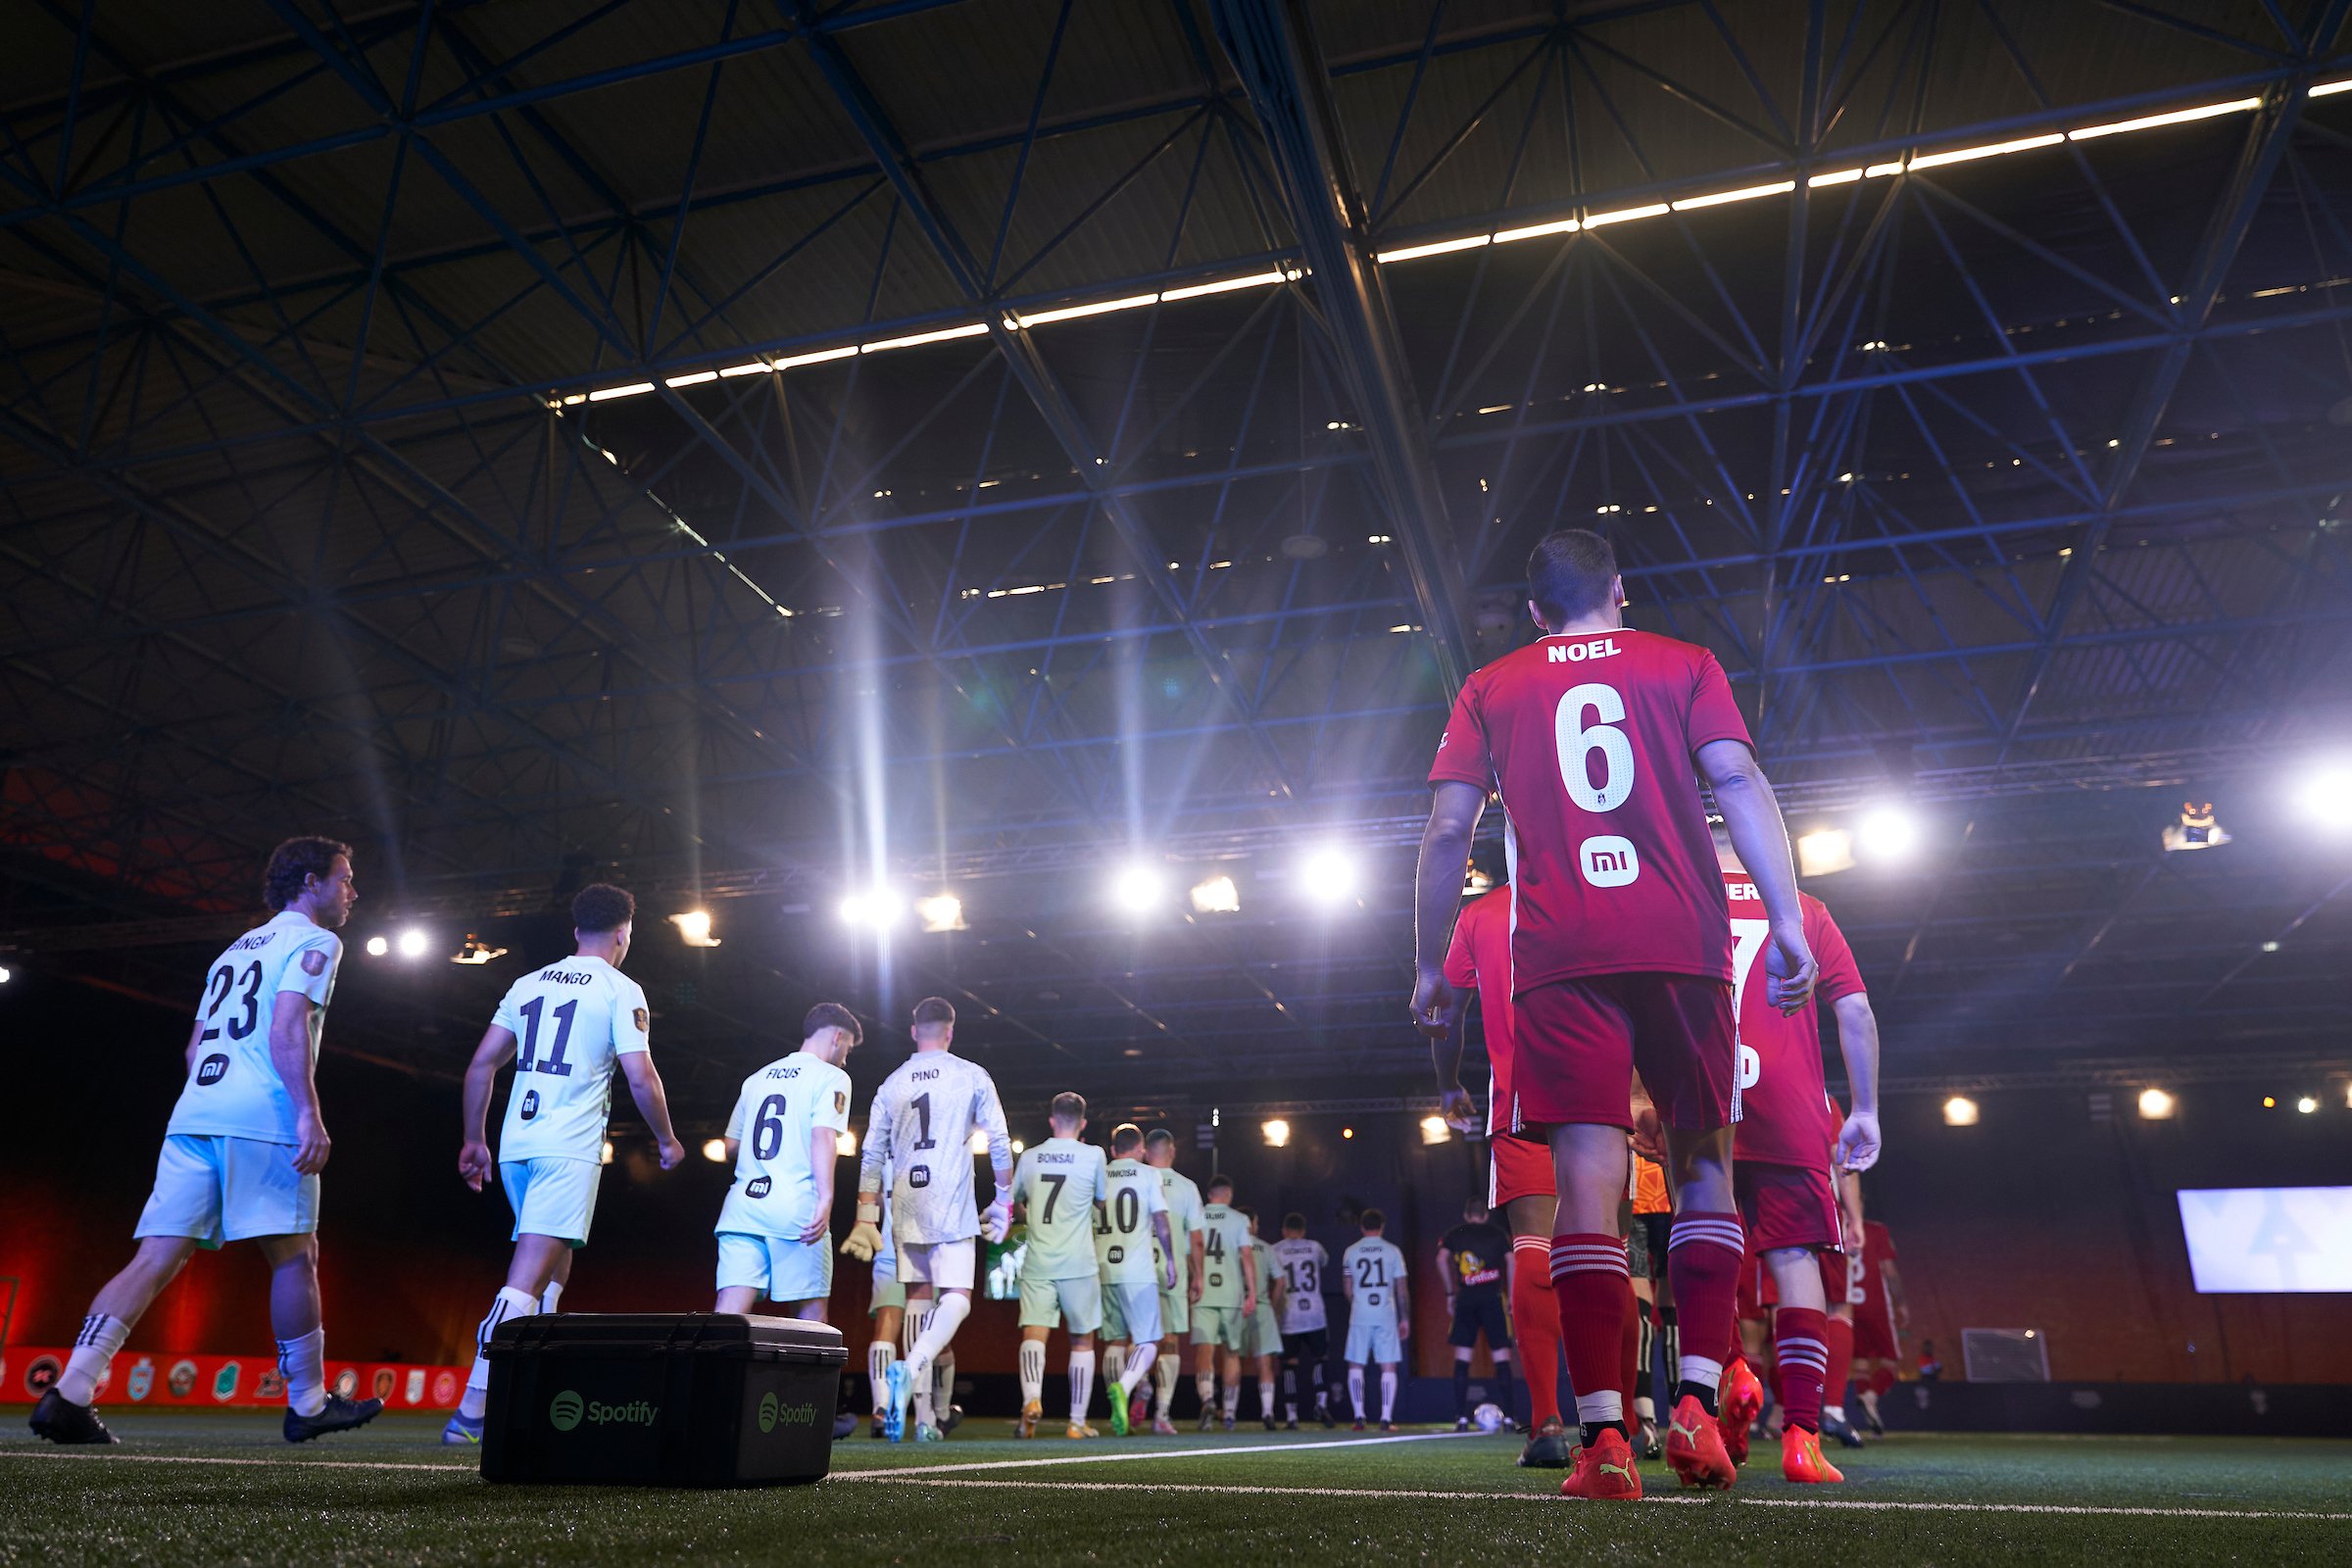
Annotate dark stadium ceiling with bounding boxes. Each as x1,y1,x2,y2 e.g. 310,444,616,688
4,0,2351,1128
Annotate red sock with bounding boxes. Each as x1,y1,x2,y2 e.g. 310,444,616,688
1775,1307,1828,1434
1823,1316,1854,1412
1548,1233,1630,1432
1667,1212,1744,1408
1869,1365,1897,1397
1618,1276,1640,1408
1510,1236,1561,1428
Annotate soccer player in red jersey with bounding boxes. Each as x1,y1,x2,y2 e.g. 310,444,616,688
1412,529,1817,1498
1846,1205,1909,1434
1714,820,1880,1482
1432,847,1571,1468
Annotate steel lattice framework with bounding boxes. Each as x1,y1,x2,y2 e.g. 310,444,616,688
4,0,2350,1118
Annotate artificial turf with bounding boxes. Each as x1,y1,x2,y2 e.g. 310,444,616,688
1,1411,2345,1565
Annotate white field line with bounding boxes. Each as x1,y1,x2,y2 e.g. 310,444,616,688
831,1429,1470,1478
0,1450,462,1473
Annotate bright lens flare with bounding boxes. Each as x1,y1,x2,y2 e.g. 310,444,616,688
701,1138,729,1163
2137,1088,2176,1120
365,935,389,957
1943,1096,1980,1127
2295,760,2352,833
670,909,719,947
1298,846,1360,906
839,888,905,929
1262,1119,1292,1149
395,928,429,959
1857,806,1920,861
1112,863,1164,914
1419,1114,1450,1146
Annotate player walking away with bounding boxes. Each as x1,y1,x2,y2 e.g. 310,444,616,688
1818,1159,1866,1448
1239,1209,1286,1429
1412,529,1819,1500
1190,1178,1259,1430
866,1182,904,1438
1438,1197,1514,1432
445,884,686,1445
1629,1152,1674,1456
1270,1214,1334,1428
1342,1210,1408,1431
1142,1127,1204,1434
1094,1122,1176,1436
843,998,1011,1443
712,1004,861,1321
1710,820,1881,1483
1433,851,1569,1468
1841,1181,1908,1435
31,839,377,1447
1010,1094,1109,1439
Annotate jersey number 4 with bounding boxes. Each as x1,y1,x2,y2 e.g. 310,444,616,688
514,996,578,1078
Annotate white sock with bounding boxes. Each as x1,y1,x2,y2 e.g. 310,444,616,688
1576,1389,1625,1427
59,1314,130,1406
1678,1353,1725,1396
902,1304,935,1426
1121,1345,1157,1396
909,1297,967,1368
1018,1340,1047,1405
1153,1353,1177,1417
1380,1368,1396,1422
1348,1365,1366,1419
1102,1345,1126,1393
1222,1381,1241,1418
933,1351,956,1418
1258,1377,1276,1418
867,1342,895,1416
1825,1402,1846,1424
460,1287,538,1419
1636,1394,1656,1421
538,1280,564,1316
278,1327,328,1418
1069,1350,1095,1423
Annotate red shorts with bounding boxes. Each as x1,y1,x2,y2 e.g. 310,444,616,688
1851,1303,1899,1361
1734,1159,1842,1255
1737,1249,1766,1321
1506,973,1737,1133
1488,1130,1554,1208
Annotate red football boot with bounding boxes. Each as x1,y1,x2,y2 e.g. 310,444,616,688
1719,1357,1763,1466
1558,1426,1643,1500
1781,1425,1845,1484
1665,1394,1739,1490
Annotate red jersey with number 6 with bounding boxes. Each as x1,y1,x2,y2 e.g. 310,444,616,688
1444,885,1516,1136
1722,873,1866,1166
1430,628,1754,992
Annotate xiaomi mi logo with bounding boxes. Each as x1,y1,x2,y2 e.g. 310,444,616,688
1580,836,1640,887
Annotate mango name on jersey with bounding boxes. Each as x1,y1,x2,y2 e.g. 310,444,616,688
166,910,342,1145
714,1052,852,1240
492,955,651,1163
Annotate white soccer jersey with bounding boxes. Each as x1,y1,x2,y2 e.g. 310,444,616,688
1271,1237,1330,1333
1095,1155,1168,1285
1155,1166,1204,1279
166,910,343,1144
1343,1237,1407,1329
859,1051,1010,1246
491,955,652,1163
714,1052,853,1240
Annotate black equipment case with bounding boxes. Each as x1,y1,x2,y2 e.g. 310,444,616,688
479,1312,846,1487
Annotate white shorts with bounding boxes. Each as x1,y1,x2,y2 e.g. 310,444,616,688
716,1232,833,1302
502,1156,601,1246
1018,1273,1102,1333
1346,1319,1402,1366
136,1135,317,1247
898,1238,977,1292
1105,1280,1162,1345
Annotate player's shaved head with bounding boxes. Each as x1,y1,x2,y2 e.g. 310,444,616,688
1111,1122,1145,1155
570,882,635,934
1527,528,1620,629
1282,1211,1306,1235
1143,1127,1176,1164
1359,1207,1386,1233
1207,1174,1233,1199
1050,1091,1086,1128
910,995,956,1046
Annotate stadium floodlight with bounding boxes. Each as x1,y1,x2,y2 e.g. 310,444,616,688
916,893,966,932
1856,806,1920,862
1298,845,1361,906
1419,1114,1450,1146
1010,1139,1025,1154
2294,760,2352,833
1190,874,1242,914
670,909,720,948
967,1130,990,1154
2137,1088,2176,1121
1942,1096,1980,1127
365,935,389,957
1111,863,1165,915
701,1139,729,1163
836,1129,858,1158
839,886,906,929
1342,1127,1355,1140
600,1140,615,1165
2297,1096,2320,1115
1795,827,1855,878
0,965,10,984
1261,1119,1291,1149
395,928,430,959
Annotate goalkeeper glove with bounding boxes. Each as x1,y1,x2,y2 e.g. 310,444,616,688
841,1195,884,1260
981,1189,1014,1244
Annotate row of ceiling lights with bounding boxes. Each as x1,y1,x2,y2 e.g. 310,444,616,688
1942,1083,2350,1126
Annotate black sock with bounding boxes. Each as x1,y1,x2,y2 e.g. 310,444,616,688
1452,1363,1470,1417
1494,1357,1515,1421
1580,1419,1629,1447
1680,1379,1720,1417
